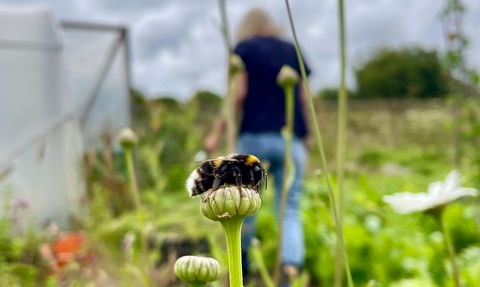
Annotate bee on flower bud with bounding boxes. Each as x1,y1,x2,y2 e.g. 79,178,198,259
185,154,267,198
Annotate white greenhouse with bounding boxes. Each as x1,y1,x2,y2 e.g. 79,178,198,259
0,4,132,228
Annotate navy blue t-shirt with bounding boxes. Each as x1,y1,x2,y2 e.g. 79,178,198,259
234,36,311,138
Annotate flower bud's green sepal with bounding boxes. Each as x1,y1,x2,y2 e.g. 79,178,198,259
174,256,221,283
201,187,261,221
229,54,245,76
119,127,138,149
276,65,299,88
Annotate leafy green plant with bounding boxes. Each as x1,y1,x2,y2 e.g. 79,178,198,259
0,218,50,287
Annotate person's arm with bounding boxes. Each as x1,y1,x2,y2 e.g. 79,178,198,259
204,71,248,153
234,71,248,120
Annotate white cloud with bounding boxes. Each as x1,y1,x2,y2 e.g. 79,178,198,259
132,1,212,59
1,0,479,100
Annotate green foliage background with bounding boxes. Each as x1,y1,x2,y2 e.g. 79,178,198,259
2,89,480,286
2,43,480,287
318,47,448,100
355,47,447,99
102,93,480,286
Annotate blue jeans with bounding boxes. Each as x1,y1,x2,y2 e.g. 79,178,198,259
237,132,307,267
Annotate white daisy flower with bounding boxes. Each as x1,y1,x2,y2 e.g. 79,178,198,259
383,170,478,214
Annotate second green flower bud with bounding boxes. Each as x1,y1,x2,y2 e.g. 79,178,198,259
174,256,221,283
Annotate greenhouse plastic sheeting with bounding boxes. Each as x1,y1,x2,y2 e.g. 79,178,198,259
63,25,131,150
0,5,84,228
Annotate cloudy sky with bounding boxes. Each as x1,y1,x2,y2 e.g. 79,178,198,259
2,0,480,101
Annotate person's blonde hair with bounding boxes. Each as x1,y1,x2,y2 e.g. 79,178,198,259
236,8,284,43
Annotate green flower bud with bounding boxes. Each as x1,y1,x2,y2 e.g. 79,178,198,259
201,187,261,221
276,65,299,88
174,256,221,283
119,127,138,149
229,54,245,76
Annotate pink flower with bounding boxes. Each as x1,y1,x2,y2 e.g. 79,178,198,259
16,195,30,210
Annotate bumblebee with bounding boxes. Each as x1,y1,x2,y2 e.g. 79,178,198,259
186,154,267,198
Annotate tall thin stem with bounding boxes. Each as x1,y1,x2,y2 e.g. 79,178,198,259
251,240,275,287
218,0,236,152
283,1,354,286
220,216,244,287
475,201,480,239
124,147,141,210
335,0,348,285
218,0,232,54
225,75,237,152
274,84,295,285
440,215,462,287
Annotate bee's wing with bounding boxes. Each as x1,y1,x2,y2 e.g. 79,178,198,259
192,157,238,165
192,158,218,165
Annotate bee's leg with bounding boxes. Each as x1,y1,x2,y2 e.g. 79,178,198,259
202,191,210,202
217,164,229,179
231,166,243,194
202,178,222,202
264,172,268,191
249,170,255,188
212,177,222,190
236,176,243,194
203,188,214,202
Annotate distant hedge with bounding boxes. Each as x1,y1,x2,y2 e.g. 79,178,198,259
354,47,447,99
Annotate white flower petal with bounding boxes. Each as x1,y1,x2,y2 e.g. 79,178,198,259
443,170,461,195
383,192,435,213
427,181,443,197
445,187,478,202
384,170,477,214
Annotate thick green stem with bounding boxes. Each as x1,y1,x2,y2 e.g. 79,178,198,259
220,216,244,287
124,147,141,210
274,84,295,285
440,215,462,287
335,0,348,286
283,1,353,286
188,282,206,287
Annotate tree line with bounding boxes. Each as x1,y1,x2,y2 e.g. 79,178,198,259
139,46,454,103
320,46,448,100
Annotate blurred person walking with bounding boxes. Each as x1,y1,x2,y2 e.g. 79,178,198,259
204,7,312,285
